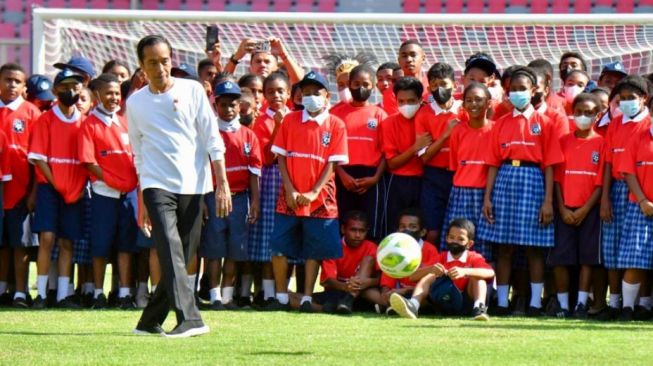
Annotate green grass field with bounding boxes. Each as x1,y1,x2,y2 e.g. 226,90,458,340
1,308,653,365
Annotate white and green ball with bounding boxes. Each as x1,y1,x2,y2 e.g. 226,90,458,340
376,232,422,279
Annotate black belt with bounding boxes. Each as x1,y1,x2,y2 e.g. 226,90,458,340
503,159,539,168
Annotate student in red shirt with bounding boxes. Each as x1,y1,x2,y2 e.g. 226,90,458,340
29,69,87,309
78,73,139,309
527,59,566,114
390,219,494,320
324,55,357,109
381,77,430,234
379,65,404,116
617,124,653,321
381,208,438,313
376,62,400,114
416,62,463,244
0,63,40,307
301,210,380,314
600,76,651,319
594,88,621,138
264,71,348,312
461,53,501,118
492,65,520,120
547,93,605,319
397,40,429,99
560,70,591,116
331,64,388,240
478,67,563,316
441,82,495,261
530,65,571,139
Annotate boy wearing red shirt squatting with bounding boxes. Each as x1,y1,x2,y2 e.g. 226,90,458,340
78,73,140,309
0,63,39,307
29,69,88,309
265,71,348,312
391,219,494,320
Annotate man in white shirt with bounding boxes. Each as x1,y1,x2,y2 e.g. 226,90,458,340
127,35,231,338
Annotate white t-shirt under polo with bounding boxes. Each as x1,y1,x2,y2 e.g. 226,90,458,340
127,77,225,195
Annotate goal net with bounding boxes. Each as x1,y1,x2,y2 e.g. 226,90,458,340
33,10,653,89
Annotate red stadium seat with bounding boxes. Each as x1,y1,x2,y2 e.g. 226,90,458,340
573,0,591,13
111,0,132,9
0,23,16,37
466,0,484,12
251,0,269,11
69,0,88,8
615,0,634,12
527,0,547,12
91,0,110,8
488,0,506,13
19,23,30,38
295,0,312,11
206,1,225,10
273,0,292,11
184,0,204,10
447,0,464,12
318,0,336,12
424,0,444,13
163,0,183,9
403,0,421,13
551,0,570,13
5,1,24,12
47,0,67,7
141,0,160,9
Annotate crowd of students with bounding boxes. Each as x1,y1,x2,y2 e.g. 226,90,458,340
0,35,652,322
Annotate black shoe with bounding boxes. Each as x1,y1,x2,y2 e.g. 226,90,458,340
236,296,252,309
472,305,490,321
57,296,82,309
209,301,226,311
389,293,417,319
491,305,511,316
633,305,652,321
261,298,289,311
299,301,313,313
133,322,165,336
511,297,527,316
322,300,337,314
526,306,543,317
336,294,354,315
0,292,13,306
546,302,569,318
32,295,46,309
12,296,29,309
92,294,108,309
594,306,619,321
46,290,57,308
165,321,210,338
620,306,634,321
118,296,136,310
573,303,589,319
224,301,240,310
252,291,266,307
107,291,118,308
81,293,94,308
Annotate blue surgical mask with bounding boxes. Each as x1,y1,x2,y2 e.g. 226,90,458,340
509,91,531,110
302,95,325,113
619,99,641,118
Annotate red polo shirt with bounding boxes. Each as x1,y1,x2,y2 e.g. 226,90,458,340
330,102,387,167
555,133,605,208
320,239,377,284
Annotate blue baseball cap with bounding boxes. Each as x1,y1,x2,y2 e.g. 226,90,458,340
54,68,85,86
213,80,241,98
464,53,497,76
54,55,96,78
601,61,628,77
26,74,55,101
172,63,198,79
298,70,329,90
428,276,464,315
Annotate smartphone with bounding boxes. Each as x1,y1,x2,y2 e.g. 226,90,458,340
255,40,271,53
206,25,219,52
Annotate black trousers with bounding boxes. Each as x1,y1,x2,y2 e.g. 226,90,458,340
383,174,422,235
335,165,386,241
137,188,203,327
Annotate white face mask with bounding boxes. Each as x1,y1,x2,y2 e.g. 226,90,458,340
302,95,326,113
338,88,352,103
563,85,583,104
488,85,504,102
573,115,595,130
399,104,420,119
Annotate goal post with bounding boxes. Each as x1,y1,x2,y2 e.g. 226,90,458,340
32,9,653,88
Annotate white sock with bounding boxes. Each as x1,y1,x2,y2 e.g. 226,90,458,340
94,289,104,299
497,285,510,308
14,291,26,300
118,287,130,298
262,279,275,300
240,275,253,297
209,287,221,303
137,282,149,298
409,298,421,310
301,295,312,304
222,286,234,304
639,296,652,310
57,277,70,301
609,293,621,308
530,282,544,308
0,281,7,294
557,292,569,310
577,291,589,306
188,274,197,292
622,281,640,309
151,285,157,293
473,299,484,308
37,275,48,298
276,292,289,305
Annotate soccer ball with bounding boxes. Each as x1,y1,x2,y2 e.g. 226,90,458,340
376,233,422,279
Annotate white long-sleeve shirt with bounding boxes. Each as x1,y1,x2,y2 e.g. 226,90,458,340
127,77,225,194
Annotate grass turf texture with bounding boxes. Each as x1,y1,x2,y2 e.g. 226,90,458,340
1,309,652,365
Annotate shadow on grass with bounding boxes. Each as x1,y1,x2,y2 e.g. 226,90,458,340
0,331,132,336
402,321,653,332
249,351,312,356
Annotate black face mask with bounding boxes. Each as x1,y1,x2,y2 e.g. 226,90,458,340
447,242,467,256
240,113,254,126
531,91,545,107
350,87,372,102
57,90,79,107
432,87,453,105
401,229,422,242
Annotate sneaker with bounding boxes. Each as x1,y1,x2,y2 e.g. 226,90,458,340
32,295,46,309
135,292,149,309
12,296,29,309
336,294,354,315
299,300,313,313
223,301,240,311
594,306,619,321
385,307,398,316
118,296,136,310
209,301,226,311
573,303,589,319
107,291,118,308
491,305,511,316
252,291,266,307
261,298,289,311
472,305,490,321
511,297,527,316
46,290,57,308
133,322,165,336
0,292,13,306
620,306,634,321
236,296,252,309
92,294,108,309
389,293,418,320
633,305,653,321
57,296,82,309
165,322,210,338
546,302,569,318
526,306,543,317
81,293,94,308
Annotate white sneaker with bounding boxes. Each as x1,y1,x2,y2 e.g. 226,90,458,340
164,324,210,338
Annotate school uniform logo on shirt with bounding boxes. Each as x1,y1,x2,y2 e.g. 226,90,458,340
12,119,25,133
367,119,378,130
244,142,252,156
591,151,600,165
530,123,542,136
321,132,331,147
120,133,129,145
